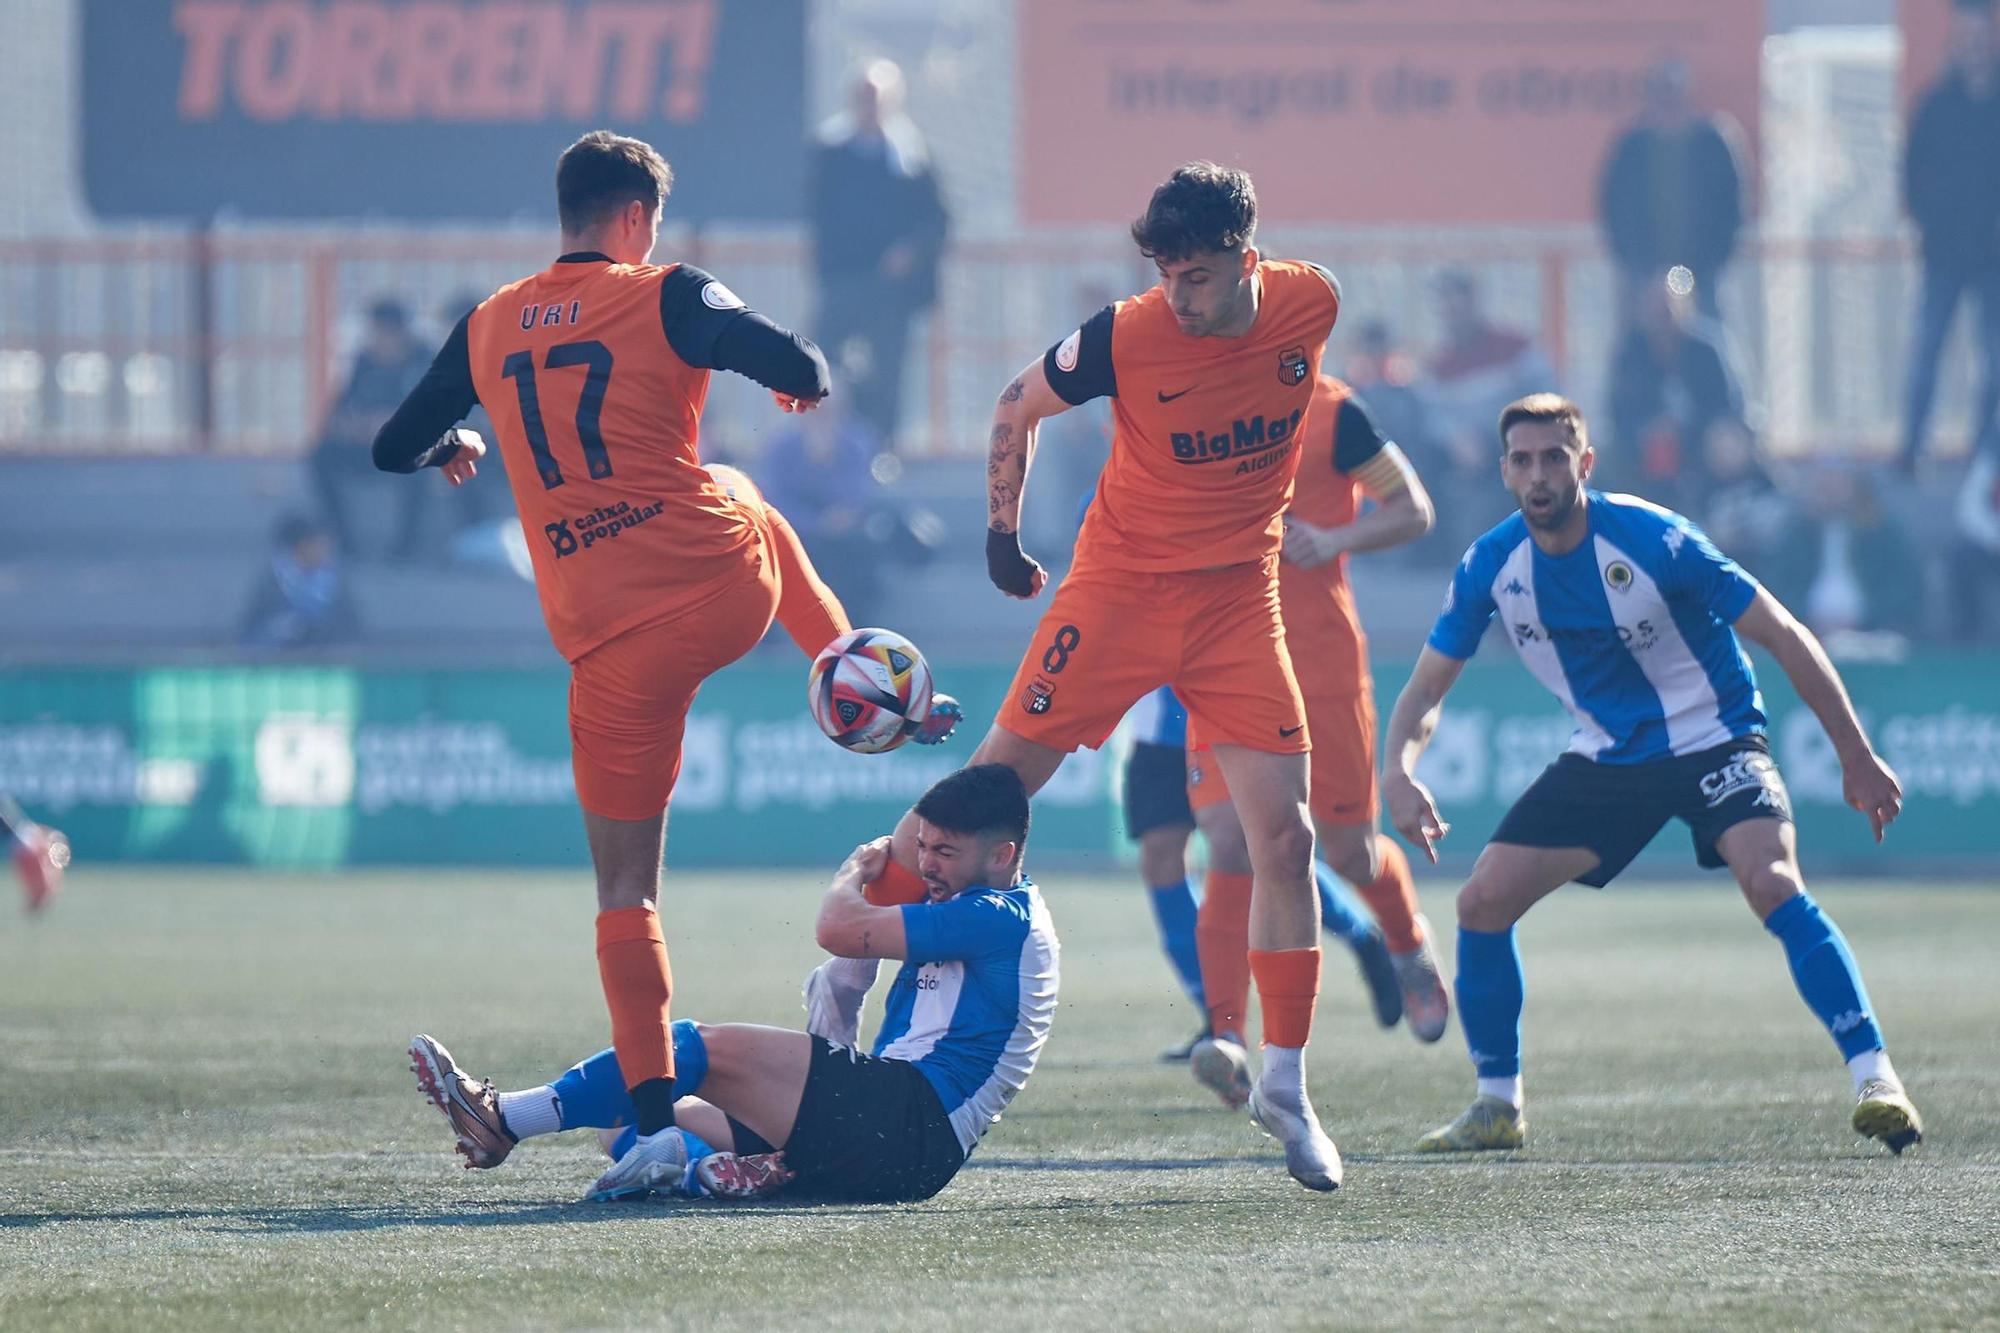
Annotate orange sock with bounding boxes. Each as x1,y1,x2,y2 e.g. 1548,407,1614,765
596,906,675,1087
1195,869,1254,1041
1356,838,1424,954
864,855,928,906
1249,946,1322,1049
765,503,852,657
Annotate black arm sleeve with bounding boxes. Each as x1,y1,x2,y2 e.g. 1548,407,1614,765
660,264,830,400
1042,304,1117,406
1332,395,1390,474
371,314,478,473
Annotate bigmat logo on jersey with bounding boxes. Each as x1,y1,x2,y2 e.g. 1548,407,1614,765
82,0,805,222
1020,0,1763,225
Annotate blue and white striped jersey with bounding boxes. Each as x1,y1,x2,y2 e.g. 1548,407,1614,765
1125,686,1188,748
873,876,1060,1155
1427,491,1766,764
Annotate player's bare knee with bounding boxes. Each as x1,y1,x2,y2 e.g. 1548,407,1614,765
1250,818,1315,884
1457,877,1519,932
1323,836,1376,887
1741,862,1803,920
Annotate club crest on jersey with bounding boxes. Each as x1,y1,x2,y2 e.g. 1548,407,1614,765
1022,675,1056,715
1605,560,1634,592
1277,345,1309,386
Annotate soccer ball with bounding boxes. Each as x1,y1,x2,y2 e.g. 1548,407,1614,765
807,628,934,754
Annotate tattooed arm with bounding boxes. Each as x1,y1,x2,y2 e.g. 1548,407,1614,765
985,359,1074,599
815,837,911,959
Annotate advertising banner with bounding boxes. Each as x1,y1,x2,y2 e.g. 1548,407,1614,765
1019,0,1763,226
3,655,1993,875
81,0,806,223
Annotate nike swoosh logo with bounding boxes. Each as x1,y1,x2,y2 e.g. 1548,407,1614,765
1278,724,1304,738
1156,387,1196,402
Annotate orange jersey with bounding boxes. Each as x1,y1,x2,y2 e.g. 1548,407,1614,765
1045,260,1340,573
1279,374,1373,687
465,258,759,660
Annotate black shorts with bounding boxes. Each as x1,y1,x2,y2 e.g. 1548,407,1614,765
1123,740,1194,840
782,1038,966,1203
1490,734,1792,888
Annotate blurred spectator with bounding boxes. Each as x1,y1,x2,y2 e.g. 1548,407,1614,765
757,401,904,625
1342,320,1434,465
1421,270,1557,549
1898,0,2000,473
1607,277,1749,513
809,59,950,450
1762,464,1923,640
1948,449,2000,642
1693,418,1789,578
1598,59,1747,321
239,513,358,649
308,298,432,559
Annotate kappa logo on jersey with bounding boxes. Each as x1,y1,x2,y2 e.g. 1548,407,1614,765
543,499,666,559
1699,750,1788,813
1054,328,1081,372
1605,560,1635,592
1502,578,1527,597
1662,525,1687,557
1277,345,1310,386
1169,407,1306,474
700,281,744,311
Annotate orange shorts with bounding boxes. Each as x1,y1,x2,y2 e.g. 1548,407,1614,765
997,557,1308,756
568,524,779,821
1187,683,1378,827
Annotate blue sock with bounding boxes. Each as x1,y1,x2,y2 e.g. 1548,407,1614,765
549,1021,709,1133
1455,926,1524,1077
670,1019,709,1101
550,1047,634,1131
1147,878,1206,1008
1764,893,1883,1060
1314,859,1379,947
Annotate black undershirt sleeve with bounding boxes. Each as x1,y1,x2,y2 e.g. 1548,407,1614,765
1332,395,1390,474
1042,305,1117,406
659,265,830,400
371,314,478,472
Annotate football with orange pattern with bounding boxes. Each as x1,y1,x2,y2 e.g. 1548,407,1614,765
807,628,935,754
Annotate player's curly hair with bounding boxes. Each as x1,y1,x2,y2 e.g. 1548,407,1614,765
1498,393,1590,452
556,130,673,235
1130,162,1258,262
914,764,1031,867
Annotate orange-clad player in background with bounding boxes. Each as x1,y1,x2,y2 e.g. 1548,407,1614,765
372,131,848,1200
1182,374,1450,1110
805,163,1348,1192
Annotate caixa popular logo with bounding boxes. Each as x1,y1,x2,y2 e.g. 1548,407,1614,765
1170,407,1306,474
544,500,666,559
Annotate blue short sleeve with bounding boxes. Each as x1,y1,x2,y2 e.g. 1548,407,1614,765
1426,545,1500,660
1664,518,1761,623
900,889,1031,965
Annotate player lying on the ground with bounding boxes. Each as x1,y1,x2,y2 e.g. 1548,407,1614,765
1,793,67,915
1382,392,1923,1155
811,163,1350,1192
410,764,1056,1203
1180,371,1448,1112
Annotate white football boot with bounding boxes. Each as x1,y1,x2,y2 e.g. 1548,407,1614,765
585,1128,693,1201
1249,1076,1343,1192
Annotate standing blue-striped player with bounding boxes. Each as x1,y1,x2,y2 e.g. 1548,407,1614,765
1382,394,1921,1155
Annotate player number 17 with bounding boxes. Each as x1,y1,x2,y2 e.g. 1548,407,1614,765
500,340,615,490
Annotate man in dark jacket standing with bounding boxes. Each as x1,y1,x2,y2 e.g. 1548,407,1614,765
1598,59,1748,322
1900,0,2000,473
809,60,950,450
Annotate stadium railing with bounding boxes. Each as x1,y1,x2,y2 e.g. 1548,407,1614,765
0,230,1969,463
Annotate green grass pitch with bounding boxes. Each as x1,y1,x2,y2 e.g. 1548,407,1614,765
3,869,1997,1331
